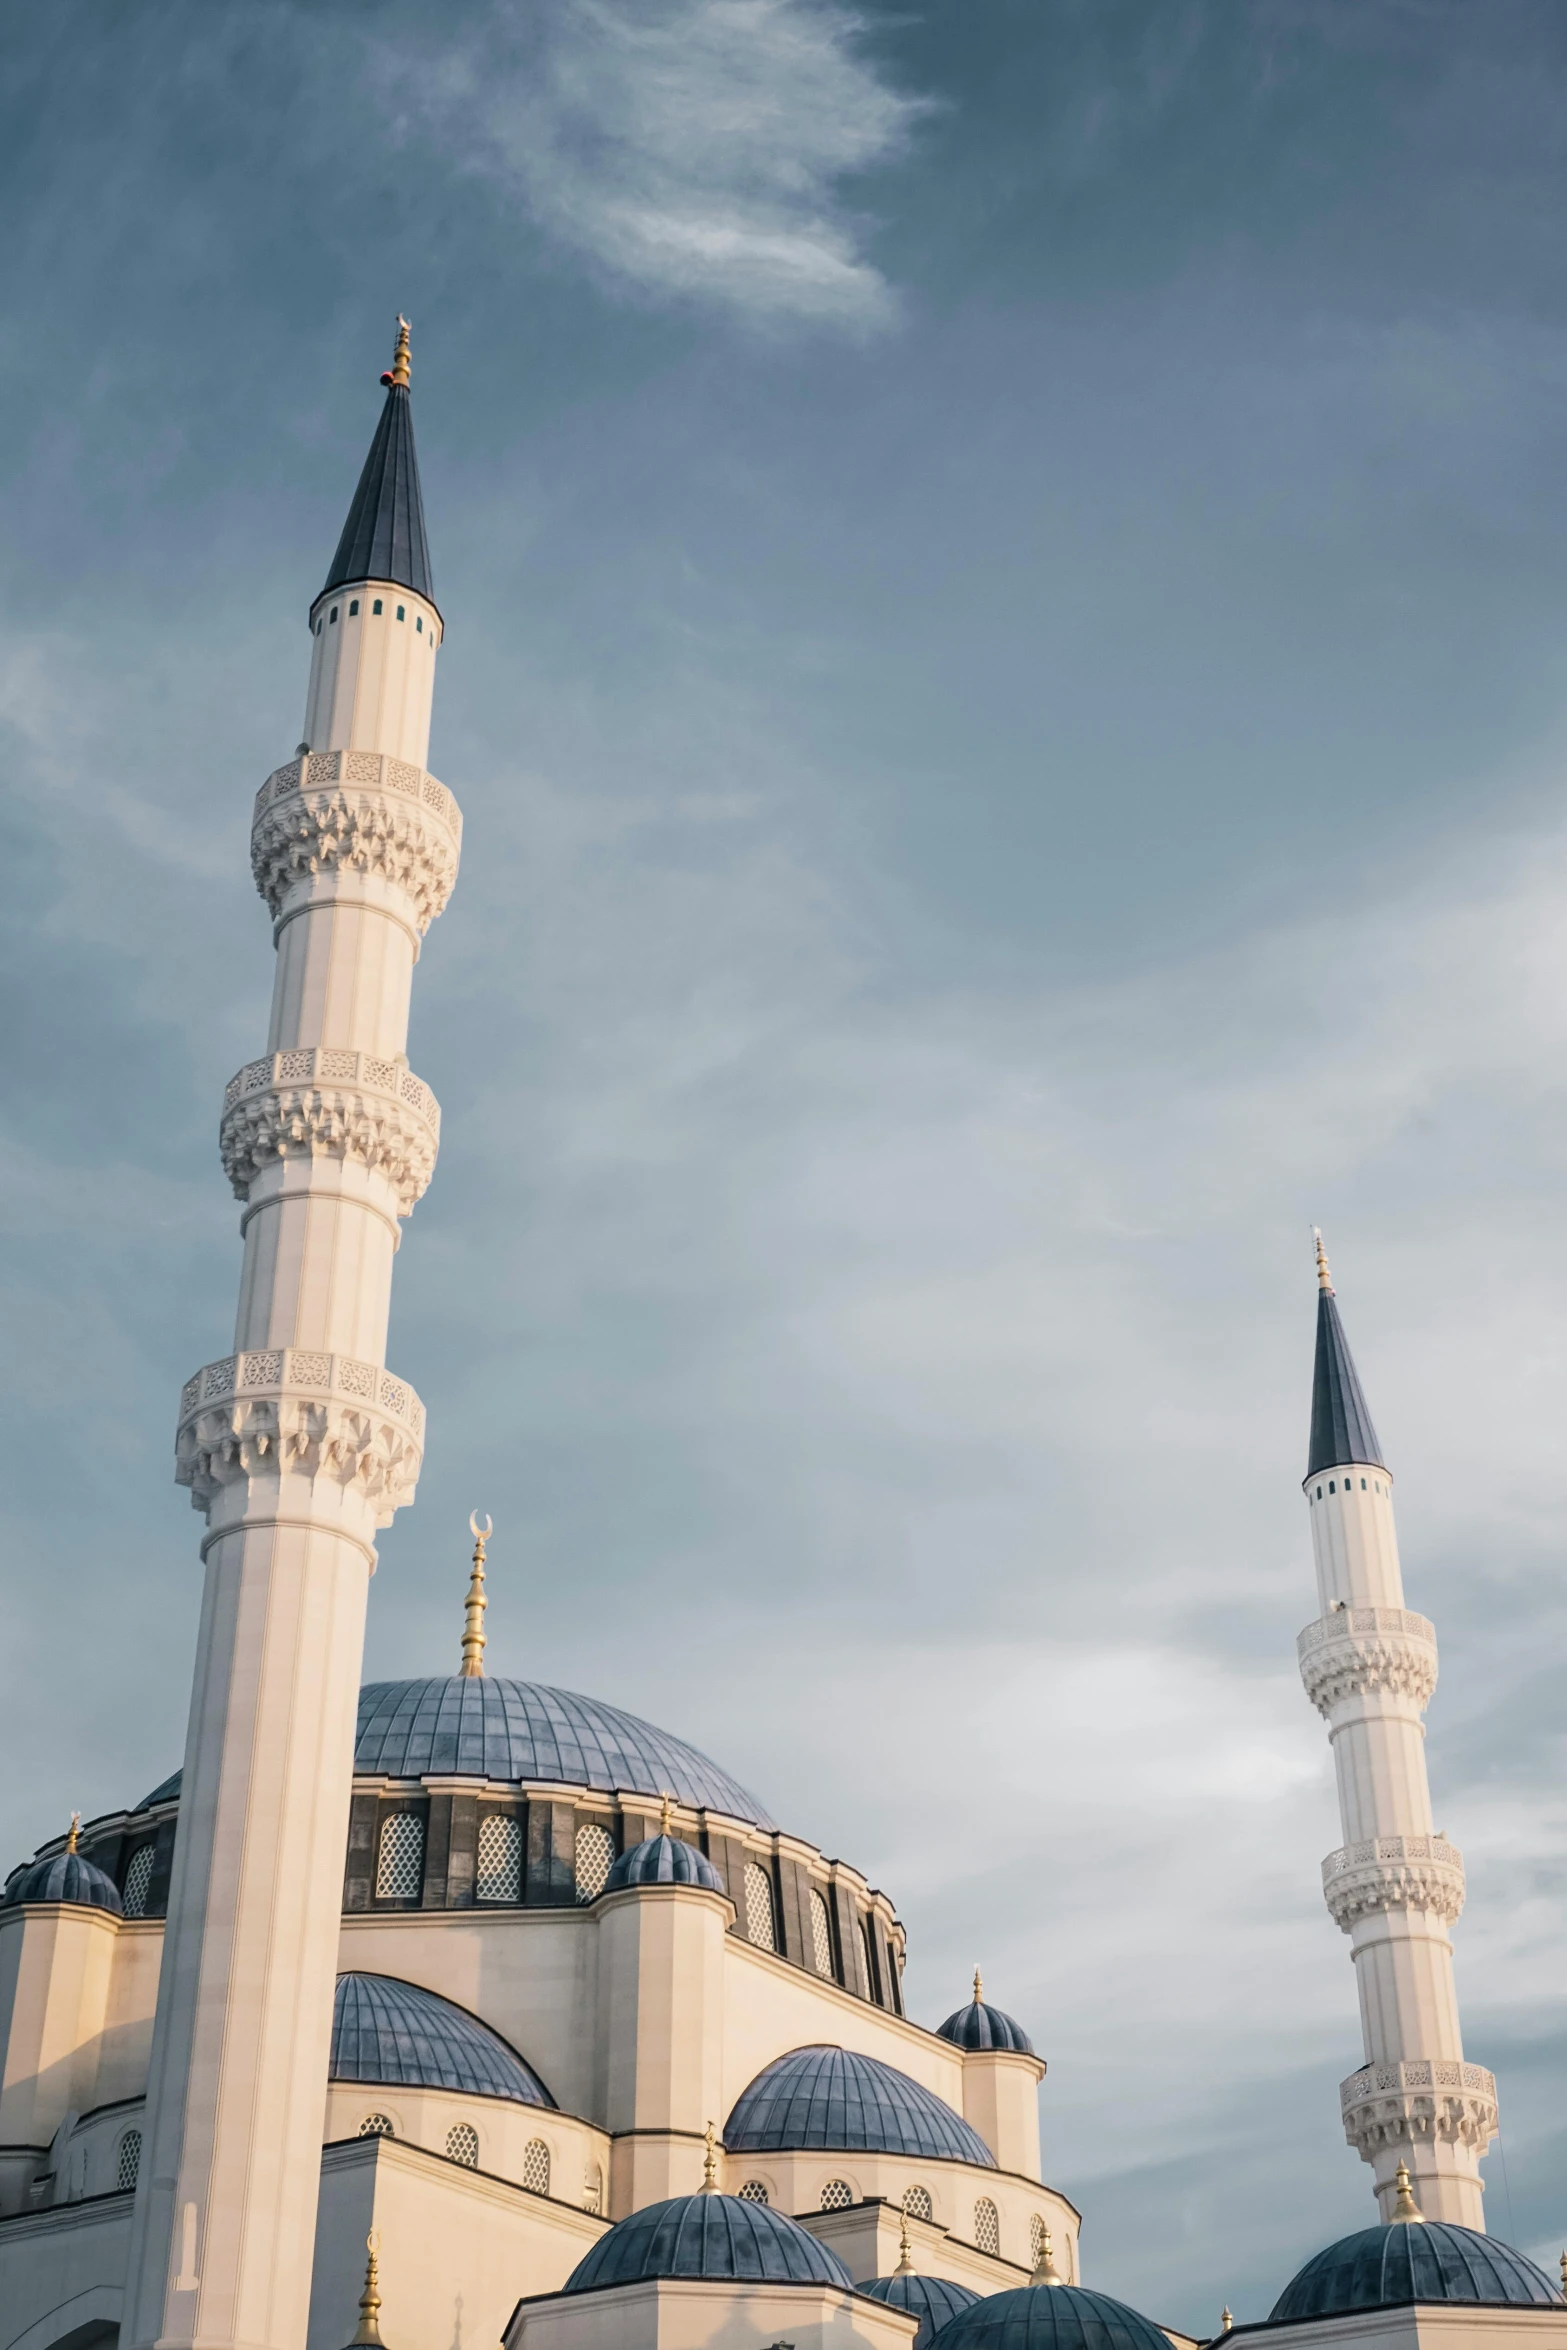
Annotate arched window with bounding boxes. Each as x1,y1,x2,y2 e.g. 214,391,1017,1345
887,1938,903,2014
975,2197,1000,2256
820,2179,852,2210
737,2179,770,2204
476,1813,522,1903
122,1844,156,1918
860,1916,882,2002
375,1813,425,1901
574,1823,614,1903
903,2185,933,2220
446,2123,479,2167
1030,2214,1047,2265
743,1861,777,1952
583,2162,603,2214
523,2138,551,2196
809,1888,834,1978
116,2129,142,2192
357,2113,395,2138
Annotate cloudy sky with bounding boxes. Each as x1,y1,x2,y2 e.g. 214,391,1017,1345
4,0,1567,2326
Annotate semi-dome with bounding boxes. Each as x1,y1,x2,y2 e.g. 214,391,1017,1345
936,1986,1034,2056
331,1972,554,2108
725,2046,996,2169
2,1850,123,1916
924,2284,1171,2350
861,2272,981,2349
605,1833,726,1894
564,2192,854,2293
138,1676,773,1829
1271,2222,1560,2321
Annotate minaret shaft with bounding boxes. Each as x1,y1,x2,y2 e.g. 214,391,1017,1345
1297,1265,1496,2230
124,351,456,2350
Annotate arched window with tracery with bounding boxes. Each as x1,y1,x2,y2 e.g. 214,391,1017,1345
446,2123,479,2167
116,2129,142,2192
903,2184,932,2220
476,1813,522,1903
809,1888,835,1977
375,1812,425,1901
523,2138,551,2196
743,1861,777,1952
357,2113,395,2138
975,2197,1000,2256
820,2179,852,2210
574,1824,614,1903
122,1844,155,1918
738,2179,770,2204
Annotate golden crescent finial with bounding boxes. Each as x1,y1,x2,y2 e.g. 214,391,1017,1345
351,2230,384,2345
1313,1228,1334,1295
702,2119,719,2192
382,315,412,390
1391,2160,1425,2223
896,2207,914,2274
1221,2310,1233,2333
460,1515,490,1678
973,1965,983,2004
66,1812,80,1855
469,1510,493,1543
660,1793,673,1837
1032,2226,1064,2286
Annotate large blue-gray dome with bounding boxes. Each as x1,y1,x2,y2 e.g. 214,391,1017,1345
330,1972,554,2108
140,1677,774,1829
2,1850,122,1915
564,2192,853,2292
861,2272,981,2348
605,1834,725,1894
725,2046,996,2169
922,2284,1170,2350
1271,2223,1559,2321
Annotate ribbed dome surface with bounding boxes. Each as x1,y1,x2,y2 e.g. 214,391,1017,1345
2,1851,123,1915
1271,2223,1559,2321
330,1973,554,2108
140,1677,774,1829
564,2192,854,2292
936,1999,1034,2055
726,2046,996,2169
605,1834,726,1894
924,2284,1171,2350
861,2272,981,2348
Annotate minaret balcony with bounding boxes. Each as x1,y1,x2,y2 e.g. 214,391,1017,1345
175,1347,425,1524
1297,1605,1437,1714
219,1047,440,1216
251,749,462,934
1321,1834,1466,1928
1339,2057,1497,2156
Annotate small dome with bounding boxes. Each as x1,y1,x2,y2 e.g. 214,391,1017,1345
1271,2223,1560,2321
936,1999,1034,2056
3,1851,123,1916
605,1834,725,1894
564,2192,854,2293
926,2284,1171,2350
331,1973,554,2108
861,2273,981,2349
726,2046,996,2169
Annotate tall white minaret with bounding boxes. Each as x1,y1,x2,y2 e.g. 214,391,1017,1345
1296,1234,1496,2228
124,321,461,2350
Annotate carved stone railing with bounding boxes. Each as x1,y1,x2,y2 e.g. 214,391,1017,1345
175,1350,424,1525
219,1048,440,1214
251,751,462,933
1321,1835,1466,1929
1339,2058,1497,2156
1297,1606,1437,1714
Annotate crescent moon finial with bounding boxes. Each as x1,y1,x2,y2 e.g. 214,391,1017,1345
469,1509,492,1542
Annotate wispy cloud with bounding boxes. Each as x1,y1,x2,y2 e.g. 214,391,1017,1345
375,0,922,327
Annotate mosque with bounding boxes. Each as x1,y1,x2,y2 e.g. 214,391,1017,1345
0,324,1562,2350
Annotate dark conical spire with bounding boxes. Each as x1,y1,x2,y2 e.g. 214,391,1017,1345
321,317,434,607
1306,1231,1386,1479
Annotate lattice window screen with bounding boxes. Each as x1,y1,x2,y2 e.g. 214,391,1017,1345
122,1844,155,1918
809,1888,834,1977
358,2113,395,2138
523,2138,552,2195
737,2179,770,2204
574,1824,614,1903
446,2123,480,2167
375,1813,425,1901
820,2179,852,2211
903,2185,933,2220
975,2197,1000,2256
116,2130,142,2191
476,1813,522,1903
743,1861,777,1952
1030,2215,1047,2263
583,2163,603,2214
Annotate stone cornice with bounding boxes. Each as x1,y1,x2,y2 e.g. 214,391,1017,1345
251,750,462,934
1297,1606,1438,1714
1339,2057,1497,2155
219,1047,440,1215
1321,1835,1466,1928
175,1349,424,1525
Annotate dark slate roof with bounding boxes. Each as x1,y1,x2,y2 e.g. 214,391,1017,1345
134,1772,181,1814
605,1833,726,1895
1307,1288,1386,1479
1270,2223,1559,2321
936,1998,1035,2055
142,1676,774,1829
2,1850,123,1915
321,383,434,606
925,2285,1171,2350
861,2272,981,2349
330,1972,554,2109
564,2192,854,2293
725,2046,996,2169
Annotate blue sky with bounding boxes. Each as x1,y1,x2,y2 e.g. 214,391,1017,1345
3,0,1567,2326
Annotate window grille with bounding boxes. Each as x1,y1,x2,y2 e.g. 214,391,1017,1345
583,2163,603,2214
574,1823,614,1903
975,2197,1000,2256
1030,2214,1047,2264
820,2179,852,2211
737,2180,770,2204
446,2123,479,2167
903,2185,933,2221
809,1888,834,1977
743,1861,777,1952
116,2130,142,2192
523,2138,551,2196
122,1844,155,1918
476,1813,522,1903
375,1813,425,1901
358,2113,395,2138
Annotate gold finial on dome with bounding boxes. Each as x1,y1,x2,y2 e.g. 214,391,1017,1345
896,2208,914,2275
1391,2161,1425,2224
1221,2311,1234,2334
1032,2227,1064,2286
660,1793,674,1838
382,316,411,390
66,1812,80,1855
1313,1228,1334,1296
460,1513,491,1678
973,1966,984,2004
702,2120,719,2193
349,2231,385,2346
